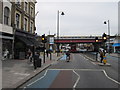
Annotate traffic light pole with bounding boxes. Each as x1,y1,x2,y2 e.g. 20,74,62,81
108,20,110,54
43,43,45,63
42,34,47,63
33,46,37,69
95,37,98,61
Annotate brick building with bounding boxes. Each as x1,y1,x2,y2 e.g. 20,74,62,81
10,0,37,59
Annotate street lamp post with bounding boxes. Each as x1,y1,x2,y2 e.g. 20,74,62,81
12,24,16,59
102,33,107,55
95,37,99,61
57,10,64,56
104,20,110,54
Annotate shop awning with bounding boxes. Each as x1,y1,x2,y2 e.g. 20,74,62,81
16,36,34,46
28,38,40,47
112,43,120,47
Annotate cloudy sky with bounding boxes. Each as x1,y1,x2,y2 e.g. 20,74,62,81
35,0,119,36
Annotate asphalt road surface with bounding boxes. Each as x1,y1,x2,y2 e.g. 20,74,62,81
20,53,120,89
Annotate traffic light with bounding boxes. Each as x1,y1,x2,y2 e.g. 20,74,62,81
95,37,98,42
42,34,47,43
102,33,107,42
42,34,45,41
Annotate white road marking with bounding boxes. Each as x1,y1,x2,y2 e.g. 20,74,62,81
91,62,96,65
23,68,120,89
84,55,95,61
79,54,97,65
73,70,80,88
26,70,48,87
23,86,26,90
14,73,30,76
102,70,120,85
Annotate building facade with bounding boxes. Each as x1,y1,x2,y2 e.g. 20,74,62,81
11,0,37,59
111,36,120,53
0,0,13,59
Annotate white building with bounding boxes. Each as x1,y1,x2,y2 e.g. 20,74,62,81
0,0,13,58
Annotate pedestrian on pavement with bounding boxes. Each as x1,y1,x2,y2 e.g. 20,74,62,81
100,50,104,63
27,49,32,62
3,49,9,60
103,49,106,56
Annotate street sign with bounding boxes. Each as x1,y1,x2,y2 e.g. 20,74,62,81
49,37,54,44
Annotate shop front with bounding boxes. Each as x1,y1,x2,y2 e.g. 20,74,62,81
14,30,39,59
112,43,120,53
0,31,13,59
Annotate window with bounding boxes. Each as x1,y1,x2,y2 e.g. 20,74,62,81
24,2,28,12
15,0,21,6
30,7,33,17
30,22,33,33
16,0,20,5
4,7,10,25
24,18,27,31
16,13,20,28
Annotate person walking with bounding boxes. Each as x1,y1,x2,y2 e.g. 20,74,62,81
3,49,9,60
66,51,70,62
100,50,104,63
27,49,32,62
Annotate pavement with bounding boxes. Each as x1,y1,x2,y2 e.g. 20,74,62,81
82,52,120,66
109,53,120,58
2,53,62,89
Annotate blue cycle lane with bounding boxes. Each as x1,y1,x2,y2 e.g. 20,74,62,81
24,69,75,89
25,70,60,89
59,54,67,61
23,54,75,89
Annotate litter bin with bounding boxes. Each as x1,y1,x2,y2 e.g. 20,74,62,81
37,58,42,67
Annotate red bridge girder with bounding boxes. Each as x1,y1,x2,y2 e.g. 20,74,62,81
55,39,103,43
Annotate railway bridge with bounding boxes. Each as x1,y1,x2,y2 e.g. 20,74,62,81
54,36,104,52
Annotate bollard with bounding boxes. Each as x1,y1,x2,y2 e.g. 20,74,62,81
50,53,52,60
37,58,42,67
103,56,107,64
96,52,98,61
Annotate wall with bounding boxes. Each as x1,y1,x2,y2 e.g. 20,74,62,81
0,1,2,24
2,0,13,34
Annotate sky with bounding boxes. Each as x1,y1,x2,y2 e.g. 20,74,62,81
35,0,119,36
